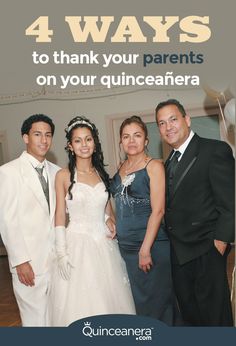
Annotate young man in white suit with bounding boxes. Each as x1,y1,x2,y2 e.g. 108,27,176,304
0,114,60,326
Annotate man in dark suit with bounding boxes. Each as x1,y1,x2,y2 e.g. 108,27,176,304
155,99,235,326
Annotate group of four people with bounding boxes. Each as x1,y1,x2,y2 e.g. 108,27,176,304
0,99,234,327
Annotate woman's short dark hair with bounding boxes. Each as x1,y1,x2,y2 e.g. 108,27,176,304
119,115,148,141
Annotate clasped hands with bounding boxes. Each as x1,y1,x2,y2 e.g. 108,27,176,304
105,214,116,239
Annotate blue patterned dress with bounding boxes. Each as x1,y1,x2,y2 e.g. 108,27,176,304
111,163,181,325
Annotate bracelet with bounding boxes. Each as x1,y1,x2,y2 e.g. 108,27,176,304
139,253,151,259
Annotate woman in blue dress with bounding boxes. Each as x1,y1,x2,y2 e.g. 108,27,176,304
111,115,181,325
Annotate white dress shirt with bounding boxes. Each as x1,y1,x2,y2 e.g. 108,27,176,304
25,151,48,181
172,130,195,161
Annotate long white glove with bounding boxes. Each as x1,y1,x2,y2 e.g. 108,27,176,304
55,226,74,280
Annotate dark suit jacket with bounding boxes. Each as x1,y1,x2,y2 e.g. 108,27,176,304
165,134,235,265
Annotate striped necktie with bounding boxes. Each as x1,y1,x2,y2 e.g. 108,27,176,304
35,166,50,211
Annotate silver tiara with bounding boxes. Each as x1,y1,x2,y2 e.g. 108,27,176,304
66,119,93,133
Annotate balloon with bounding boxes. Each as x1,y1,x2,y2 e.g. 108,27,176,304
224,98,235,125
203,85,223,99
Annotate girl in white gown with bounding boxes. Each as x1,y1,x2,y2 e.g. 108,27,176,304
49,116,135,326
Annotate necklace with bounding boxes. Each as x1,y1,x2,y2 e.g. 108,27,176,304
124,155,147,175
77,167,95,175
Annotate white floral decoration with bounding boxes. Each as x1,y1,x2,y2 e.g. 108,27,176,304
121,173,135,195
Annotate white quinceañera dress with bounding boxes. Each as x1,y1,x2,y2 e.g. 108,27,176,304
49,177,135,326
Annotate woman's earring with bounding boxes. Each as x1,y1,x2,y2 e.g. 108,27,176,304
145,139,149,154
71,150,75,156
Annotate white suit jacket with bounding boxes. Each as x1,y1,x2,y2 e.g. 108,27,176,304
0,151,60,275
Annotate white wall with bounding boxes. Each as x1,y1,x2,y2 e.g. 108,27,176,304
0,86,233,173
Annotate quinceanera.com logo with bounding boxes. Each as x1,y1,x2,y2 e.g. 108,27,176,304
82,321,154,341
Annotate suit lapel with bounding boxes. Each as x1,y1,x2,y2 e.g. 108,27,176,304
165,150,175,170
20,152,49,215
170,134,200,200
